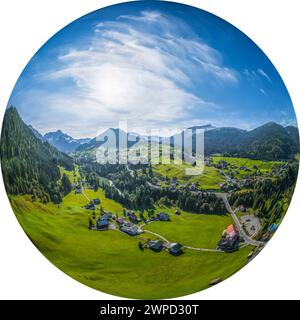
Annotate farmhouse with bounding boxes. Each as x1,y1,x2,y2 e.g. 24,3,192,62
216,160,229,169
93,198,100,205
101,212,113,220
239,205,246,212
218,224,239,250
85,201,95,210
168,242,183,255
75,185,82,194
120,225,142,236
239,166,250,172
126,211,139,224
96,218,109,230
156,212,170,221
148,239,164,252
226,224,239,245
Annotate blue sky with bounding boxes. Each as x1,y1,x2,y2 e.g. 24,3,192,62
8,0,297,138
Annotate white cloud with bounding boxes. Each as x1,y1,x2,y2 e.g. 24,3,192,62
257,68,272,83
40,10,238,136
244,68,272,84
260,88,266,95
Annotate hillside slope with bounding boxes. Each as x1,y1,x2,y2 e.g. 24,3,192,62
0,107,74,202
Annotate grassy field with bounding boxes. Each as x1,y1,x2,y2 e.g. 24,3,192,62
10,192,253,299
59,165,81,184
145,207,232,248
212,156,282,176
153,163,225,190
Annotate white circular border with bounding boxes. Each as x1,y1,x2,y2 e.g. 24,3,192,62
0,0,299,300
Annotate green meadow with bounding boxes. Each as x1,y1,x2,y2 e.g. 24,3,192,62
145,207,232,248
153,163,225,190
212,156,282,176
10,192,253,299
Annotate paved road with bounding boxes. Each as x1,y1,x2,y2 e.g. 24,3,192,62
142,229,170,243
183,245,222,252
215,193,265,247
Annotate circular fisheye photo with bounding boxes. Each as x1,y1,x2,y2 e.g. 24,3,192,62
0,1,299,299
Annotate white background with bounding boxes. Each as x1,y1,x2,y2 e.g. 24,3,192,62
0,0,299,300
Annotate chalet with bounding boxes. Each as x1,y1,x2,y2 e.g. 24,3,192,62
239,205,246,212
168,243,183,255
96,218,109,230
171,177,178,184
156,212,170,221
239,166,250,172
226,224,239,246
85,202,95,210
148,240,164,252
217,160,229,170
126,211,139,224
101,212,113,220
93,198,100,205
190,183,196,191
120,225,142,236
75,185,82,194
218,224,239,249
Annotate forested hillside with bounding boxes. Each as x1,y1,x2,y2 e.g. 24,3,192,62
0,107,74,203
229,162,298,237
177,122,300,160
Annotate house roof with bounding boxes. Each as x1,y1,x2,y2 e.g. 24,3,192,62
148,240,163,249
158,212,169,217
169,242,183,251
101,213,112,220
269,223,278,233
97,218,109,226
226,224,238,240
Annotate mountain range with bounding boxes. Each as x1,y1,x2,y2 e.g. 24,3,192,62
11,108,300,161
76,122,299,161
28,127,91,153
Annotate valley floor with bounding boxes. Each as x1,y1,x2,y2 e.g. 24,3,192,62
10,190,253,299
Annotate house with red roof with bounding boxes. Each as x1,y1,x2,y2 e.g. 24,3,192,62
226,224,239,246
218,224,239,250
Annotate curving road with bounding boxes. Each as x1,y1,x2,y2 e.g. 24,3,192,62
215,192,265,247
